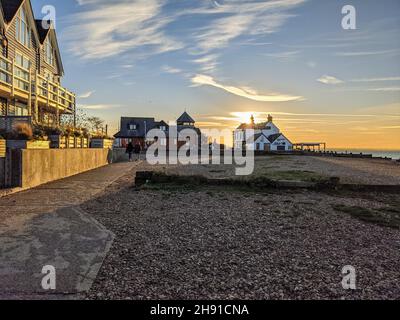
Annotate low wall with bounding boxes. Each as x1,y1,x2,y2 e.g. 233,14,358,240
0,157,5,188
112,148,129,163
15,149,112,189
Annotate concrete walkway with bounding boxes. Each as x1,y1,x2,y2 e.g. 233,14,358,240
0,162,138,299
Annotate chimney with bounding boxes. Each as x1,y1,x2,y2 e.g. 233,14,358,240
250,114,255,125
268,114,273,122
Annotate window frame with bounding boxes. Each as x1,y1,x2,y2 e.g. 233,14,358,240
15,7,31,48
44,38,55,66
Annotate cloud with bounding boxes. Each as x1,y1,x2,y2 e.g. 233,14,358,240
80,104,120,110
192,54,220,74
335,49,400,57
307,61,316,68
64,0,183,60
380,126,400,129
367,87,400,92
350,77,400,82
66,0,307,64
191,74,304,102
263,51,300,59
317,75,344,85
162,65,182,74
78,90,95,99
191,0,307,54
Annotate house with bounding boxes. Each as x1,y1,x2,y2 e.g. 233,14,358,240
114,111,202,149
0,0,76,132
234,114,293,152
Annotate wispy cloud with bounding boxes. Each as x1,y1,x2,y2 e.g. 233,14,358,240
66,0,307,64
263,50,300,60
64,0,183,60
367,87,400,92
162,65,182,74
317,75,344,85
350,76,400,82
191,74,304,102
335,49,400,57
78,90,95,99
80,104,120,110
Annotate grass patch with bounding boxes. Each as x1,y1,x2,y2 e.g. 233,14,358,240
332,205,400,229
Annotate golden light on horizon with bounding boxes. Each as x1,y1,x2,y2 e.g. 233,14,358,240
230,112,268,124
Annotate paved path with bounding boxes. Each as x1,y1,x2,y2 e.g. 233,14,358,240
0,162,138,299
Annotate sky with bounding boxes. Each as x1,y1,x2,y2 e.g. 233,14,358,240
31,0,400,149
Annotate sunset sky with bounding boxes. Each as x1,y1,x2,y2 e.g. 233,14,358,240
32,0,400,149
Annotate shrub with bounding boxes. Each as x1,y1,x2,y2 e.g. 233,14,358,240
11,123,33,140
32,124,48,141
92,133,112,139
73,130,83,138
46,126,64,136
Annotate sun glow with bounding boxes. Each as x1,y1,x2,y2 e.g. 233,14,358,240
230,112,267,124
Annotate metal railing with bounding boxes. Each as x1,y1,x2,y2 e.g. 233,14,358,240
0,55,75,113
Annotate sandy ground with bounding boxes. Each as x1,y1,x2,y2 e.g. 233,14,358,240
81,162,400,300
160,156,400,185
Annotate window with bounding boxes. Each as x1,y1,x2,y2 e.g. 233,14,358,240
14,102,29,116
160,126,166,131
15,52,30,70
266,126,272,130
44,38,54,66
129,124,137,130
14,52,30,91
16,7,31,47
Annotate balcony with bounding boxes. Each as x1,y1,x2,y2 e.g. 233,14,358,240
0,55,75,114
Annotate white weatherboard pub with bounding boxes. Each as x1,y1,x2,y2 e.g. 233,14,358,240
234,115,293,151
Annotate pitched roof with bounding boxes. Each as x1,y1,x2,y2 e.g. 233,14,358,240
177,111,195,123
254,132,269,142
114,117,156,138
1,0,24,22
236,123,253,130
35,19,50,43
267,133,283,143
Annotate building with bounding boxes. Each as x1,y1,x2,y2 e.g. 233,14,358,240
234,115,293,151
114,111,202,149
0,0,76,132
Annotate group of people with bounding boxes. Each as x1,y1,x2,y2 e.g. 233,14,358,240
126,142,142,162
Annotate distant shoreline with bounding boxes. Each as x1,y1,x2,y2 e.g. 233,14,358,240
328,149,400,160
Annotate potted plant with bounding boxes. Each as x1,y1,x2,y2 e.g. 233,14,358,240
6,123,50,149
81,128,89,148
90,133,114,149
74,130,83,148
47,126,67,149
0,134,6,158
64,126,76,148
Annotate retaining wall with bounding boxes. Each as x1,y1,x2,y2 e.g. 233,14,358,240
10,148,112,189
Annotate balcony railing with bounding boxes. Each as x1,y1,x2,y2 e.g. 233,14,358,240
0,55,75,113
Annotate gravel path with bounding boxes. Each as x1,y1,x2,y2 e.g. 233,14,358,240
82,166,400,300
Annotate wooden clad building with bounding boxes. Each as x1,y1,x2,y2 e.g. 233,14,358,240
0,0,75,131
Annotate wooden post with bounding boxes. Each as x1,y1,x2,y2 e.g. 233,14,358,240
28,68,32,116
11,59,14,97
34,72,39,123
56,83,60,126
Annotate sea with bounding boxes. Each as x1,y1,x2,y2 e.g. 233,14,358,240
329,149,400,160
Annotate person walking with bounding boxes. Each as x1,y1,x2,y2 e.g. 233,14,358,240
134,143,142,161
126,142,134,162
